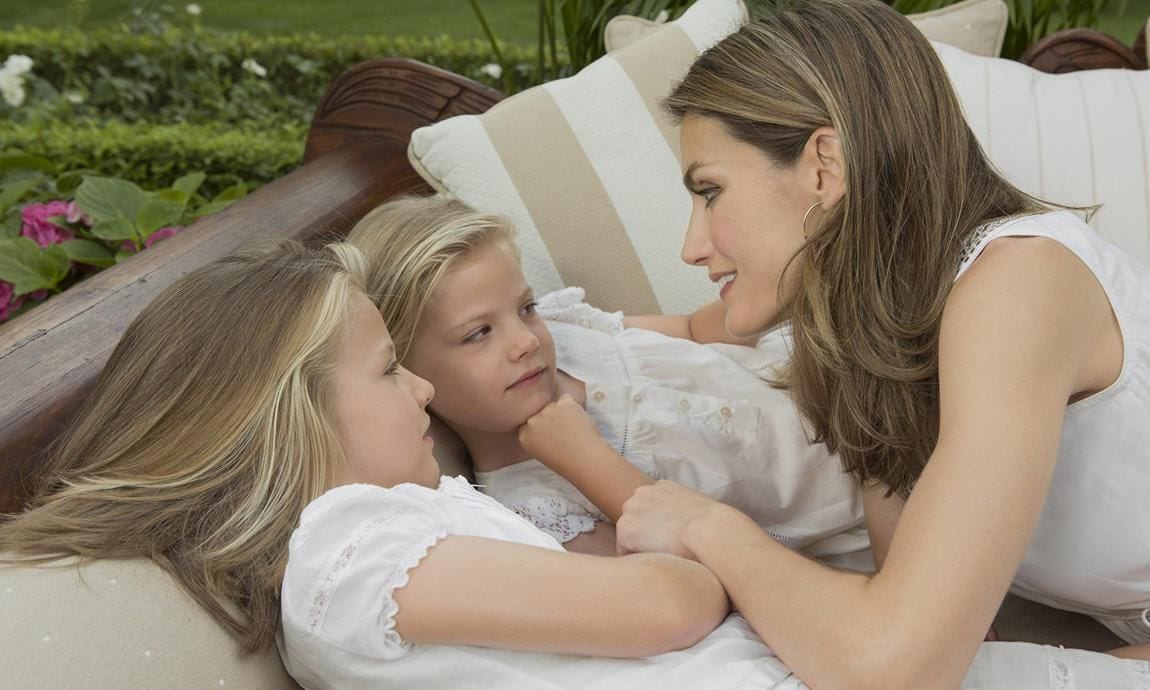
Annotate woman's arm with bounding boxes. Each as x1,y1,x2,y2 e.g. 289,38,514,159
392,535,728,657
623,300,759,345
618,238,1114,690
518,394,653,523
862,483,904,571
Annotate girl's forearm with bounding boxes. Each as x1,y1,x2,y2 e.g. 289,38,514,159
546,441,653,523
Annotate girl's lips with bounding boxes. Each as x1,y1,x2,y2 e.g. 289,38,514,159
509,368,545,389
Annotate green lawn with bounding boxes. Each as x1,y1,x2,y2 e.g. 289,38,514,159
0,0,1145,46
0,0,539,43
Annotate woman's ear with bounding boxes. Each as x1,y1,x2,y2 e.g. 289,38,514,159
807,126,846,209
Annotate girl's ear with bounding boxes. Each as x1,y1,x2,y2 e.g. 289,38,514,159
806,126,846,210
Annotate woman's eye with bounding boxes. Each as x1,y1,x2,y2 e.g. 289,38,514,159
699,187,720,207
384,360,399,375
521,301,538,316
462,326,491,344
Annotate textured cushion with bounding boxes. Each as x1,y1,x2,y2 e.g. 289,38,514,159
606,0,1009,57
937,42,1150,263
409,0,747,316
0,558,298,689
410,0,1150,317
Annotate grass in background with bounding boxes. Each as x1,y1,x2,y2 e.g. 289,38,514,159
0,0,539,43
0,0,1145,50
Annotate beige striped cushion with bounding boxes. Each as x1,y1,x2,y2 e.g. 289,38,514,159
605,0,1009,58
410,0,1150,317
409,0,746,316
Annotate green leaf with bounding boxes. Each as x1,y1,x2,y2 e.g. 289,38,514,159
0,176,43,216
90,217,139,243
172,172,206,199
213,182,248,202
59,239,116,268
0,155,56,175
155,188,189,205
74,176,148,227
0,210,21,239
55,171,93,196
0,238,70,295
136,197,185,237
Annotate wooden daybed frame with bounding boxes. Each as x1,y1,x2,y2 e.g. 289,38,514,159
0,21,1145,590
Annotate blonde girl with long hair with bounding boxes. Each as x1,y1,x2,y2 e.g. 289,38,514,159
554,0,1150,687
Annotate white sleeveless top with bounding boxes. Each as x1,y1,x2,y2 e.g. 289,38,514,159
954,211,1150,618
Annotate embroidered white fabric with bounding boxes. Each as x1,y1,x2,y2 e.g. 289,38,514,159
535,287,624,335
506,495,602,544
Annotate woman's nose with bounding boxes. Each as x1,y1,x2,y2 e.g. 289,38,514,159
681,210,712,266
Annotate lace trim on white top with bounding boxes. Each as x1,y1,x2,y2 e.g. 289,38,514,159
507,495,603,544
1135,660,1150,689
303,510,448,652
377,528,449,653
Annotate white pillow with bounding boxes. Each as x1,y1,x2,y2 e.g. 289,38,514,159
606,0,1009,58
410,0,1150,316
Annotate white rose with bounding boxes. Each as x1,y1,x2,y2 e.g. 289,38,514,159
0,71,26,107
185,3,202,16
4,54,33,76
479,63,503,80
241,58,268,78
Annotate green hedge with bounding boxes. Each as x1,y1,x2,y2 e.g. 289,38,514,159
0,28,539,126
0,121,306,197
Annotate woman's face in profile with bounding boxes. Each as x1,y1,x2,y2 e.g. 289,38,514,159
678,114,814,337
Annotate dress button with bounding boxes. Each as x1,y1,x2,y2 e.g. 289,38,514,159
720,406,732,417
632,394,644,404
678,399,690,411
593,391,606,402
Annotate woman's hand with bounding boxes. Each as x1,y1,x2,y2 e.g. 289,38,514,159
616,480,742,560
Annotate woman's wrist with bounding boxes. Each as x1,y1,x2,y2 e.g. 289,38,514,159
680,501,757,563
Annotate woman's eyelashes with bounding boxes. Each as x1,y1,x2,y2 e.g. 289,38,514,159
384,359,399,375
521,300,538,317
697,186,720,208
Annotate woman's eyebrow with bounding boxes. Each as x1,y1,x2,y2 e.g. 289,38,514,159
682,162,702,190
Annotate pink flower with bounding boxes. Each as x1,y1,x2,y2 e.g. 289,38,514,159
145,226,184,248
0,281,25,322
21,201,75,247
65,201,92,227
120,226,185,254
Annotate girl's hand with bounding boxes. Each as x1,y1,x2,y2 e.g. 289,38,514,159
616,480,740,560
518,394,610,471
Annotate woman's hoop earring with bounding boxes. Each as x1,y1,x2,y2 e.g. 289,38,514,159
802,201,823,240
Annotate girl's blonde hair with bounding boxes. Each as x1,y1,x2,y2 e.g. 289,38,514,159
346,195,516,361
665,0,1047,497
0,240,368,651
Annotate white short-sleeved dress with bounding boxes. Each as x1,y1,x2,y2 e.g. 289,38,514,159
476,312,868,558
278,477,1150,689
956,211,1150,644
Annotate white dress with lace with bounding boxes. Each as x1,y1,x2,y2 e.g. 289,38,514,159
278,477,1150,689
477,306,868,558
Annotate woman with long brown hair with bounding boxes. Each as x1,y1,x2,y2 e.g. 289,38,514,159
533,0,1150,687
